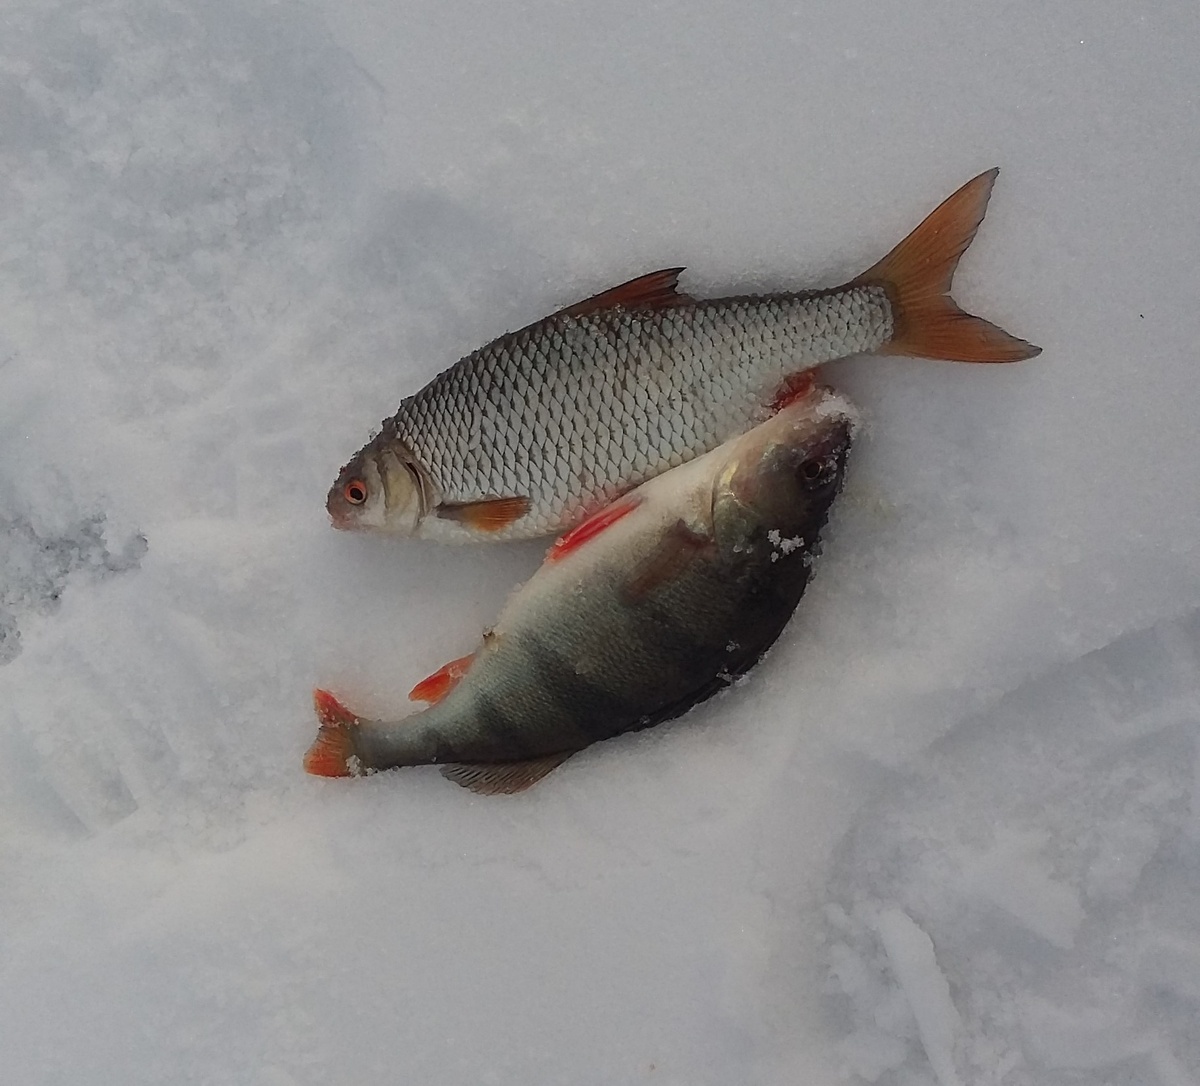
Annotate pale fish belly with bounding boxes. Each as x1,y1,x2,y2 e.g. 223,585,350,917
392,285,890,539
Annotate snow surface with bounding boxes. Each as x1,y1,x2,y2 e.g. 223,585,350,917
2,1,1199,1083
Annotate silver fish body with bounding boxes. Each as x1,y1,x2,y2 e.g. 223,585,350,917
327,170,1038,543
307,391,853,793
387,290,880,539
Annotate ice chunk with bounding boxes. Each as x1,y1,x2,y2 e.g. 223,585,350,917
877,909,962,1086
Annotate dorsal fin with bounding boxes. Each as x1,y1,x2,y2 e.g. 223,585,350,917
557,268,693,318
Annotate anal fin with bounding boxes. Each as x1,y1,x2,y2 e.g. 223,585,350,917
440,751,575,795
409,653,475,704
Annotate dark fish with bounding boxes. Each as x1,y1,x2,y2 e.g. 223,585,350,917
306,389,853,793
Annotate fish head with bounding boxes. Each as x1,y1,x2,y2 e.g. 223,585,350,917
715,393,853,551
326,432,429,534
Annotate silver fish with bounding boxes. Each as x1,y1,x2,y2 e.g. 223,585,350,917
328,168,1036,543
306,390,853,793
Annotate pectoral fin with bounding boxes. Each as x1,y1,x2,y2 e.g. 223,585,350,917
436,495,532,532
546,495,642,563
439,751,576,794
624,520,716,602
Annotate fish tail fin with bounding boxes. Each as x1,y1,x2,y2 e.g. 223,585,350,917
850,168,1040,363
304,688,362,777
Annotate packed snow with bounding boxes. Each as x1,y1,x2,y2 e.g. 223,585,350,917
2,1,1199,1083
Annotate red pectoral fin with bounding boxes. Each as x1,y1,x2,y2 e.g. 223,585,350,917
547,495,642,563
436,496,532,532
409,653,475,705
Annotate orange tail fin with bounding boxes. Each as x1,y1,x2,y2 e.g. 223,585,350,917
850,168,1040,363
304,688,361,777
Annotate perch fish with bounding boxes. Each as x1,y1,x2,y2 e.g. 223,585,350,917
307,389,853,793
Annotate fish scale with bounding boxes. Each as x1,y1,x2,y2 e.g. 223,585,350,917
393,290,890,539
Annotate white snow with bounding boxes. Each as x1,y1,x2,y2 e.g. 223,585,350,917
876,909,963,1086
3,1,1200,1083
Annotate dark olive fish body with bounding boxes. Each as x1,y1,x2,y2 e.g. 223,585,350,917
307,395,852,793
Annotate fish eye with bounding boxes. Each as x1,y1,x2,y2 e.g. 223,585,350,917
343,480,368,505
801,458,826,482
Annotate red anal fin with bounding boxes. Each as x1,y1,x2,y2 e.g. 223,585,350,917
558,268,694,318
305,688,361,777
848,168,1040,363
768,372,817,414
440,751,575,795
436,495,532,532
409,653,475,705
547,495,642,563
624,520,715,602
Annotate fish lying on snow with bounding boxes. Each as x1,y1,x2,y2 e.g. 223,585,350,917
306,389,853,793
328,169,1036,543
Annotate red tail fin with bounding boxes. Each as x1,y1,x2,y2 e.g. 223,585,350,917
850,169,1040,363
304,689,361,777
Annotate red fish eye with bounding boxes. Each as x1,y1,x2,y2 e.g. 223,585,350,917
344,480,368,505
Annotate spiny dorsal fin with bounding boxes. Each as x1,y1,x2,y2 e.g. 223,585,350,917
557,268,693,318
439,751,576,795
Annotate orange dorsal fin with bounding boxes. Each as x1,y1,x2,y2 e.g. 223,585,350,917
305,688,361,777
547,495,642,563
409,653,475,705
558,268,693,318
849,169,1040,363
436,495,532,532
